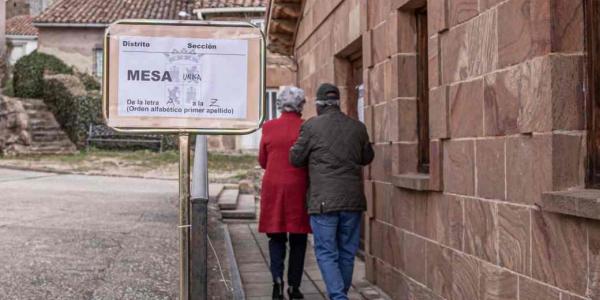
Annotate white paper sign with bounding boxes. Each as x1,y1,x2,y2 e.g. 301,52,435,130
117,36,248,119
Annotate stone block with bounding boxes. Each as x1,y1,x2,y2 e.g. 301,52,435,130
484,66,520,136
479,263,518,300
403,232,427,284
370,220,384,259
375,259,394,296
392,142,419,175
432,193,463,249
506,134,552,205
365,180,374,219
371,144,392,182
452,251,480,300
426,242,453,299
498,0,551,68
385,11,399,57
392,187,428,231
429,35,440,88
391,99,417,142
552,0,584,52
498,204,531,275
373,103,390,143
441,23,468,84
552,133,585,190
449,78,484,138
429,140,444,191
465,8,498,77
476,138,505,200
374,182,393,223
550,55,584,131
368,0,391,29
383,224,403,270
532,211,587,295
589,222,600,299
464,199,498,263
392,54,418,98
396,10,417,53
364,105,374,141
443,139,475,196
448,0,478,26
363,30,373,68
369,63,385,104
519,276,560,300
519,56,552,133
429,86,449,139
413,193,435,239
372,23,388,64
384,58,397,101
365,254,376,283
428,0,447,34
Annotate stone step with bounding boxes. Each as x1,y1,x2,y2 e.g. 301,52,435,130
31,130,70,142
29,119,60,130
209,184,225,202
221,195,256,220
218,187,240,210
21,99,47,110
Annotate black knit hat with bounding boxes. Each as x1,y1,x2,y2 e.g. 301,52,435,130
316,83,340,100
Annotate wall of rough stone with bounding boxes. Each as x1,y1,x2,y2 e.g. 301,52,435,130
0,96,31,155
292,0,599,299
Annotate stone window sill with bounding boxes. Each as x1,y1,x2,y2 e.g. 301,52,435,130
541,189,600,221
392,173,439,192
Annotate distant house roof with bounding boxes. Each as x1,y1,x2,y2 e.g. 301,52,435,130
194,0,267,8
6,15,39,37
33,0,268,26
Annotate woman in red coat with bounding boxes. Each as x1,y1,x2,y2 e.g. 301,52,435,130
258,86,310,300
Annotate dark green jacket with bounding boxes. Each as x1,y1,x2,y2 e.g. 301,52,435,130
289,107,374,214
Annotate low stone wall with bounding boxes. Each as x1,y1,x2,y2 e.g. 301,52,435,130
0,96,31,155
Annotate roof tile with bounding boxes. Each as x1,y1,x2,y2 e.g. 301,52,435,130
6,15,39,36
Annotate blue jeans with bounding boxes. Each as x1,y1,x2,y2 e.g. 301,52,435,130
310,211,362,300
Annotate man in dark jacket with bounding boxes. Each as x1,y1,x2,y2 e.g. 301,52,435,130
290,83,374,300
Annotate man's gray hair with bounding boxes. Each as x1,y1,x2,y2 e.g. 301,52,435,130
276,86,306,113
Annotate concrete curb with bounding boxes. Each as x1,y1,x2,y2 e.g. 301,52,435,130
223,224,245,300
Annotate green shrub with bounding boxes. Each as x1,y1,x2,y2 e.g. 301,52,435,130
2,77,14,97
42,75,101,147
77,72,101,91
13,51,73,98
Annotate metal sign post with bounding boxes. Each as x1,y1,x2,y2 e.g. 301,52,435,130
102,20,265,300
191,135,209,299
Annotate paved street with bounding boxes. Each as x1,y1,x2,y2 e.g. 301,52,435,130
0,168,181,299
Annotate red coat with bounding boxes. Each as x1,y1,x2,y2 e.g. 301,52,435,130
258,112,311,234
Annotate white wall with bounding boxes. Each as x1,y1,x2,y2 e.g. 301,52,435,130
8,37,37,65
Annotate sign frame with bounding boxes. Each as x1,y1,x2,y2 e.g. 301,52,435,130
102,19,267,135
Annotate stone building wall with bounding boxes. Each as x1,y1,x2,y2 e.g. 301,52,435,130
291,0,598,299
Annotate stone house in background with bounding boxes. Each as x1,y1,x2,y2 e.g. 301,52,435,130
32,0,294,151
267,0,599,299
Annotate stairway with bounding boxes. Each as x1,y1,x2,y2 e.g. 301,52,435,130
21,99,77,155
215,183,257,220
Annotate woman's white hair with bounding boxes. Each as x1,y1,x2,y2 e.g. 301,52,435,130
276,86,306,113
